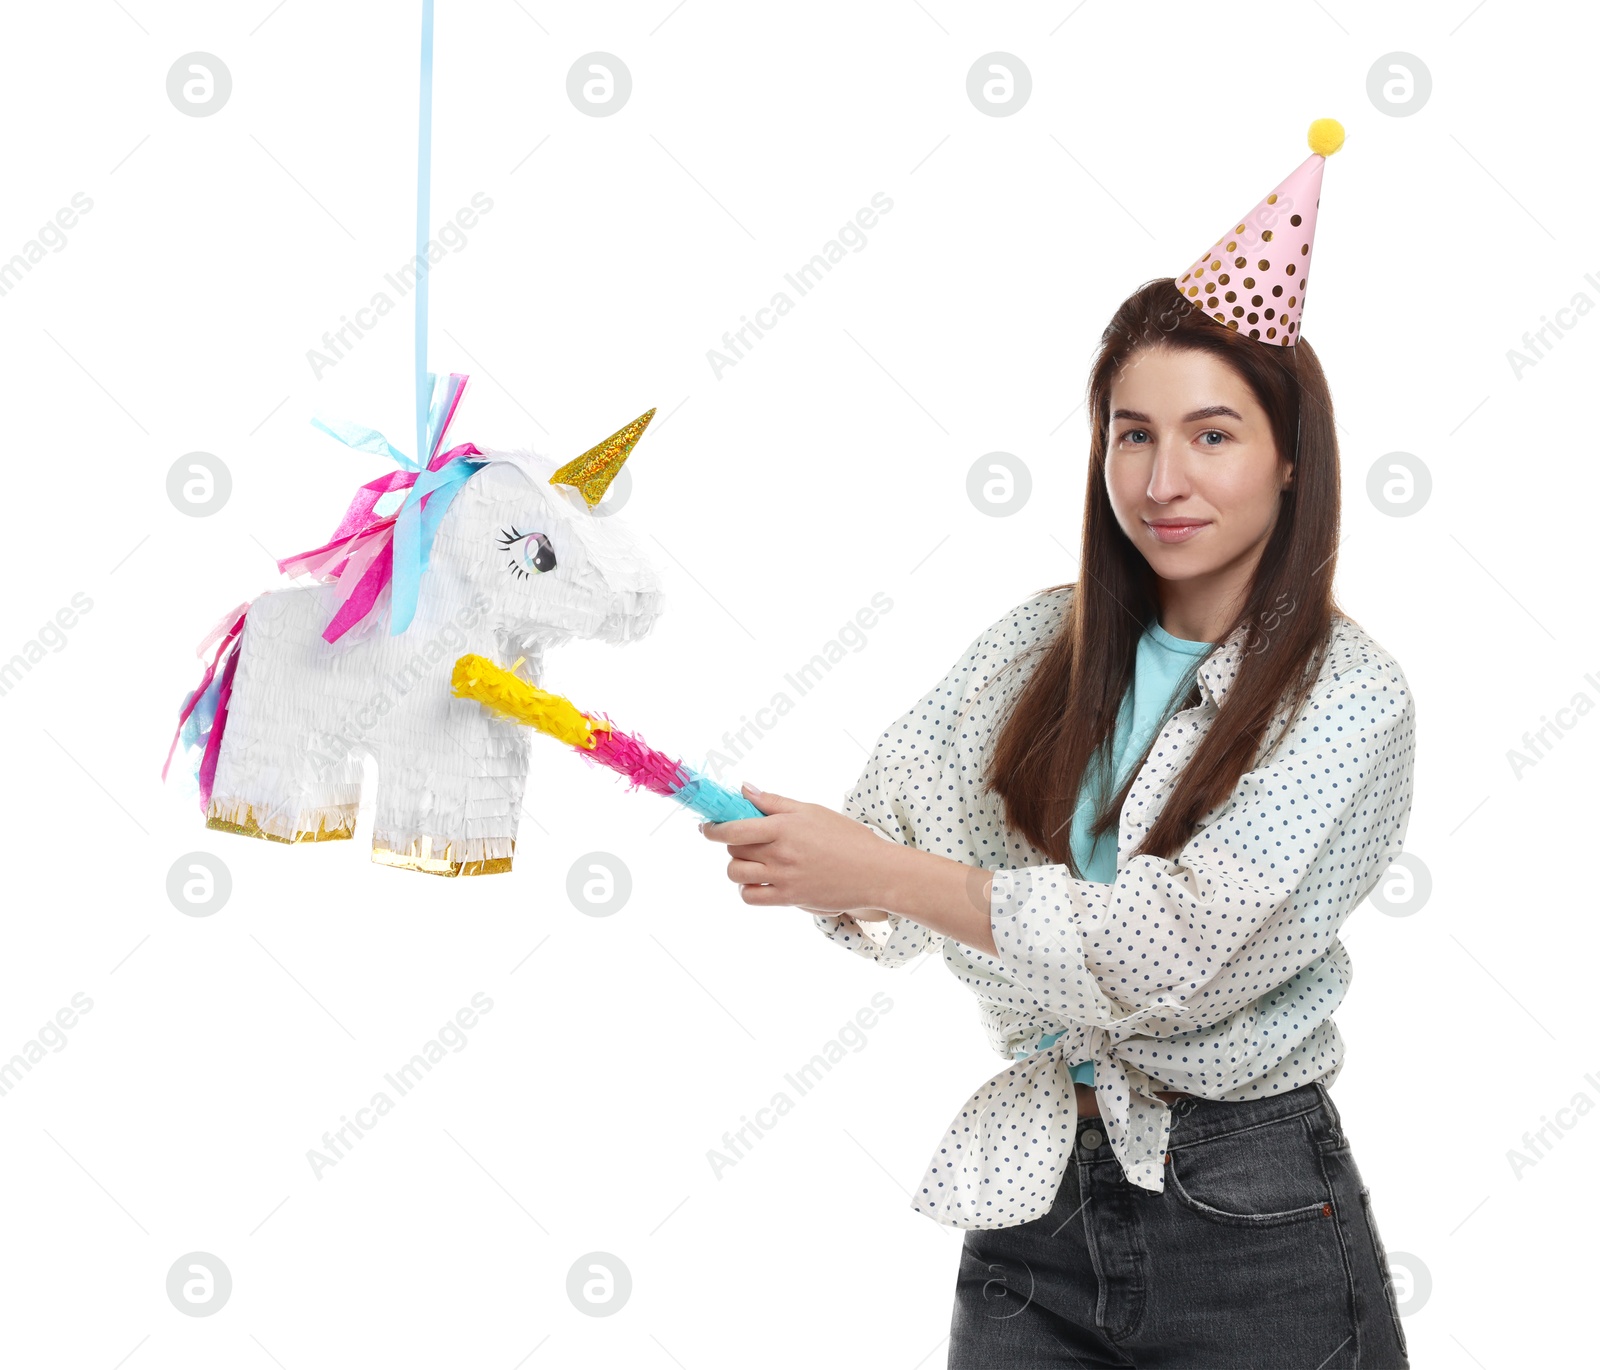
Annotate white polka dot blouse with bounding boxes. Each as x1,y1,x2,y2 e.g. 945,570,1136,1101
813,585,1417,1230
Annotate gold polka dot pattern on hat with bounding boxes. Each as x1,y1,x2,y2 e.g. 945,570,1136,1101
1171,118,1343,347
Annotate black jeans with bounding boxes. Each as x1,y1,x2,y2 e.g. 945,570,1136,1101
948,1081,1409,1368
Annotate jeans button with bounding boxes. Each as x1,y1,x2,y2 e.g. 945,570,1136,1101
1080,1128,1103,1150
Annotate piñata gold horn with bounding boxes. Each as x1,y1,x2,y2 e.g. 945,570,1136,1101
548,408,656,507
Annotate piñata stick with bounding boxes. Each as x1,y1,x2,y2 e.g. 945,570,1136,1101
450,654,762,823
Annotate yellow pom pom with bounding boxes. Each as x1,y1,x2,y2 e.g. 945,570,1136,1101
1308,118,1345,157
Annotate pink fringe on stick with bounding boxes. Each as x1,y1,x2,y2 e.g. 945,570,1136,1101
582,721,691,798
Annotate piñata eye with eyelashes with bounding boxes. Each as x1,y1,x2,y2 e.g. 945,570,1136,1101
497,526,557,579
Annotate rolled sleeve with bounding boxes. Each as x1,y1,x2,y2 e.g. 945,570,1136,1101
810,614,1016,968
810,908,936,966
988,657,1416,1036
811,799,937,965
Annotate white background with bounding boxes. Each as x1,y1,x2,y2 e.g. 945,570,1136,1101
0,1,1592,1365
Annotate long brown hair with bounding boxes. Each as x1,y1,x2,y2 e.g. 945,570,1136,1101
984,278,1344,872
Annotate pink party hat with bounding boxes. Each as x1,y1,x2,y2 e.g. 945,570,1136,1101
1176,119,1345,346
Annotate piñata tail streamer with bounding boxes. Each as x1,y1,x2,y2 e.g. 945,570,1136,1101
450,654,762,823
162,602,249,814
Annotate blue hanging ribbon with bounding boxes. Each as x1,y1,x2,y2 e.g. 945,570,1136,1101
390,0,439,636
308,418,418,472
304,2,484,638
415,0,434,477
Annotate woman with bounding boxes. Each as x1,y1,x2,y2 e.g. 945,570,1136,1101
703,129,1414,1368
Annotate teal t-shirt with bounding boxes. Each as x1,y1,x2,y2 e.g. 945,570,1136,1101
1015,617,1214,1084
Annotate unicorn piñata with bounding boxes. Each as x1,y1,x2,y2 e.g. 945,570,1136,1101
163,373,666,876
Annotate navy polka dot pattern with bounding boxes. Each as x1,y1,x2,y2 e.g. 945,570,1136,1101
813,586,1416,1230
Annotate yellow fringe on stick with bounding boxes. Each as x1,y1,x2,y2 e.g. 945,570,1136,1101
450,654,603,750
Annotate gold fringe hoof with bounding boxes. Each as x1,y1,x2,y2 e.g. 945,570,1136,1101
206,799,357,844
372,835,514,877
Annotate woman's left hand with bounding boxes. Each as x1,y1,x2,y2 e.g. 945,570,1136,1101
700,783,900,911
